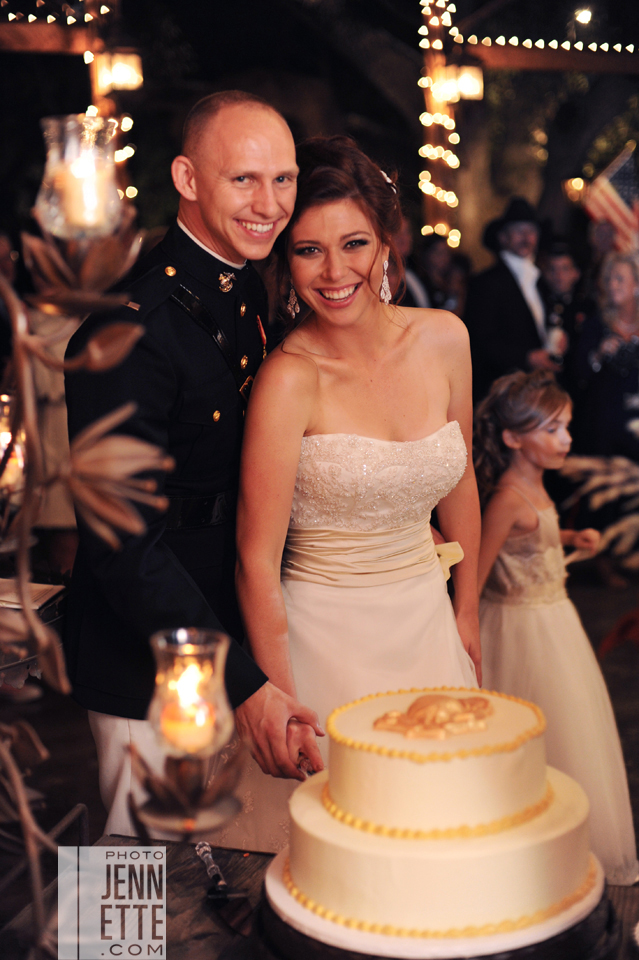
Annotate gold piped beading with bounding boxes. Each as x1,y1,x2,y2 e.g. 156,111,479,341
326,687,546,764
321,780,554,840
283,856,597,939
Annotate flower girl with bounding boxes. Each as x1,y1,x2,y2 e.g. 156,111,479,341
474,370,638,885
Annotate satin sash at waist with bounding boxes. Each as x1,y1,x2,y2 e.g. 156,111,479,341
481,581,568,607
281,517,463,587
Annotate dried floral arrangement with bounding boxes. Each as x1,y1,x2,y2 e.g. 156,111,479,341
562,454,639,569
562,454,639,658
0,206,173,956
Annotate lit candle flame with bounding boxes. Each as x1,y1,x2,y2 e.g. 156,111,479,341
160,663,216,754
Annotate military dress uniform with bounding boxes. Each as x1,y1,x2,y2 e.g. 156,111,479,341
64,222,269,833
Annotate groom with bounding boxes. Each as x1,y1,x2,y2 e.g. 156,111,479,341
64,91,323,835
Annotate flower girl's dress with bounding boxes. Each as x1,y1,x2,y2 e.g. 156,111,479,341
480,486,638,884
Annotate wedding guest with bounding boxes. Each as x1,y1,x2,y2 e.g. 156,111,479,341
571,251,639,587
445,252,471,317
538,240,595,397
419,233,451,309
389,215,430,308
582,219,616,301
464,198,557,401
573,251,639,461
64,91,323,837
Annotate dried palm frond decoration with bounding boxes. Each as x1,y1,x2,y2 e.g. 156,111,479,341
562,454,639,660
562,455,639,569
0,201,172,953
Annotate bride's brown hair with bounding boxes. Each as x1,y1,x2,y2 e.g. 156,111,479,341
274,135,404,329
473,371,570,508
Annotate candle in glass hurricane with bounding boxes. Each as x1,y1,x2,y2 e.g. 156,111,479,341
35,114,122,240
159,663,216,754
148,628,234,759
57,154,113,231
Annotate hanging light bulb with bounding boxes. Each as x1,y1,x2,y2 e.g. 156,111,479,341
575,9,591,24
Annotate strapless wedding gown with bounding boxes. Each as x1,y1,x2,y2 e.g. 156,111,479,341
215,420,476,853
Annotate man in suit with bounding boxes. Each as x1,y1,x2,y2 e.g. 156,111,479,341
64,91,323,836
539,239,594,398
464,197,561,401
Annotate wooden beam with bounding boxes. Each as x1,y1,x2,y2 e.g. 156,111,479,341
468,43,639,75
456,0,517,36
0,23,93,55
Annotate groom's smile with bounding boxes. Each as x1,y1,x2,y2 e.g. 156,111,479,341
173,102,298,264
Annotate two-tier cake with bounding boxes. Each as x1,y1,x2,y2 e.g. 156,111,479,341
265,687,605,958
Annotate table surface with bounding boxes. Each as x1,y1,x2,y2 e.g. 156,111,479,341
96,835,272,960
3,834,639,959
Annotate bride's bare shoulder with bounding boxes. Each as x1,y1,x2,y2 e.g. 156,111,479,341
403,306,469,350
254,339,319,396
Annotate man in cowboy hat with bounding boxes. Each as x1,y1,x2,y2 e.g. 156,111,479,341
464,197,563,401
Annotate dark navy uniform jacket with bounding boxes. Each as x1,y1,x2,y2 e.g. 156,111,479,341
64,222,268,720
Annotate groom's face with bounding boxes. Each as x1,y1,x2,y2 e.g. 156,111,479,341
189,105,298,263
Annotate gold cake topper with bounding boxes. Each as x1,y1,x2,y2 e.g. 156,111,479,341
373,694,493,740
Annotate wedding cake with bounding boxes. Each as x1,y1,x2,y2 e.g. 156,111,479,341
266,687,604,957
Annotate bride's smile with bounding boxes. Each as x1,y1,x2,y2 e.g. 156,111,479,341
288,198,388,322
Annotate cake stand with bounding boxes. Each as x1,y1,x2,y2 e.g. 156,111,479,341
263,849,617,959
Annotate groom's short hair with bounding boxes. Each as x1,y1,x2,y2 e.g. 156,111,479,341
182,90,287,158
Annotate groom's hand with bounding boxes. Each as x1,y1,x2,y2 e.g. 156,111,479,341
234,681,324,781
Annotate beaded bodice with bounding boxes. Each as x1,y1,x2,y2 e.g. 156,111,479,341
289,420,467,532
482,501,568,607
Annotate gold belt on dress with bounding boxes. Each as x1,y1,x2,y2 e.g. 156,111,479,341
281,517,463,587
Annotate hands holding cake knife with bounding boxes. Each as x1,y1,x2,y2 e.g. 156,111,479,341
234,681,324,781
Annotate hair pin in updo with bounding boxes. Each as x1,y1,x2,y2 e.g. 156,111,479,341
379,169,397,193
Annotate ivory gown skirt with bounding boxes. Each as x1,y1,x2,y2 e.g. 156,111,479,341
214,557,476,854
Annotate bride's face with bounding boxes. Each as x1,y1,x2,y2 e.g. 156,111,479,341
288,199,389,324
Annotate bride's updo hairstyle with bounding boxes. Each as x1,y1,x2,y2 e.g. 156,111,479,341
473,371,570,508
275,135,404,328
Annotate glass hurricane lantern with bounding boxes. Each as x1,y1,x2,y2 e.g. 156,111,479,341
35,113,122,240
133,628,243,837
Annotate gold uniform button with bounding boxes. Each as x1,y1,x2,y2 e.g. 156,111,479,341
240,302,247,317
240,355,249,369
165,266,177,277
212,410,221,422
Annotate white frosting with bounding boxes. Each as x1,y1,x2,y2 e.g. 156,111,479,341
289,766,591,933
328,689,547,832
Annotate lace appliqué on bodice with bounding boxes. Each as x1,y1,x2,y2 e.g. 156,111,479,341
289,420,467,532
482,506,568,607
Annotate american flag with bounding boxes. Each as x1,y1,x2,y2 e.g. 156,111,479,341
583,142,639,253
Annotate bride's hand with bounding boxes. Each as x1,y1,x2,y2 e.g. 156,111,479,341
234,681,325,781
456,609,482,687
287,720,324,777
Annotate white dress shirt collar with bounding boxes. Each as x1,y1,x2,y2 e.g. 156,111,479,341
177,220,247,270
500,250,546,344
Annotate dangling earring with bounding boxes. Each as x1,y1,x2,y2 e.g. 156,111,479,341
380,260,392,304
287,285,300,318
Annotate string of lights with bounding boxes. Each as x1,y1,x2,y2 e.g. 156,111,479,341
0,2,141,202
417,2,638,248
2,1,113,24
418,1,464,246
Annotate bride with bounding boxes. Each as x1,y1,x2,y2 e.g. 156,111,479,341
217,136,480,853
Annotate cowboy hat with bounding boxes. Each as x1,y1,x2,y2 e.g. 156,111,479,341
483,197,539,253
